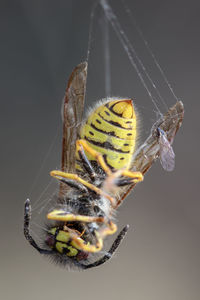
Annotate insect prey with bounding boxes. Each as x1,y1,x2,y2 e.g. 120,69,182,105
24,62,184,270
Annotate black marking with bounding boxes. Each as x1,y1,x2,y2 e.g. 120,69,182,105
55,228,60,239
89,160,107,176
120,157,125,160
105,111,110,116
61,178,88,192
98,113,132,130
124,143,129,146
109,120,126,128
62,247,70,255
96,119,101,124
126,121,132,124
115,178,134,187
23,199,53,255
103,154,115,170
78,149,96,181
79,225,129,269
106,102,123,117
106,101,133,118
85,137,130,154
89,131,94,136
93,205,105,218
127,133,132,136
93,205,100,214
90,122,117,138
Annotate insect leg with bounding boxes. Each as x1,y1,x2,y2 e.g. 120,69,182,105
47,210,104,253
76,140,97,180
50,170,116,207
115,178,137,187
79,225,129,269
60,178,88,192
71,230,103,253
99,220,117,238
120,170,144,183
47,210,105,223
77,139,112,176
24,199,52,255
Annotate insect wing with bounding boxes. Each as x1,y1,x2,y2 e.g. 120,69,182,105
159,131,175,172
116,101,184,205
60,62,87,195
61,62,87,173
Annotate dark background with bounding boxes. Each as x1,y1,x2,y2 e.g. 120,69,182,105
1,0,199,299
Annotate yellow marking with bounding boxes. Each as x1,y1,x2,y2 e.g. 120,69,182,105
111,100,133,118
79,228,86,238
55,242,78,256
49,228,57,235
83,123,135,152
56,242,67,254
100,221,117,238
78,99,137,171
47,210,104,223
71,231,103,253
121,170,144,183
56,230,71,243
86,112,136,138
66,245,79,257
81,140,131,169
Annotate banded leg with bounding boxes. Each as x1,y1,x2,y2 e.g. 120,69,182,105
47,209,105,223
47,210,117,238
77,139,112,176
71,230,103,253
24,199,52,255
50,170,116,207
47,210,118,253
120,170,143,183
76,140,97,181
60,178,88,192
78,225,129,269
99,220,117,238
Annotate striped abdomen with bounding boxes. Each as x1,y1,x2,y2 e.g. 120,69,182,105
77,99,137,171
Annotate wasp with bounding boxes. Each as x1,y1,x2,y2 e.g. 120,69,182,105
24,62,184,270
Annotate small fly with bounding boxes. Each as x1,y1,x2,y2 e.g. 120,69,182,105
157,127,175,172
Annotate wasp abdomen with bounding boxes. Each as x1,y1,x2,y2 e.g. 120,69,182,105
78,99,137,170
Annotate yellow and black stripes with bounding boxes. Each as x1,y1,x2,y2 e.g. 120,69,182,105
47,227,79,257
77,99,137,170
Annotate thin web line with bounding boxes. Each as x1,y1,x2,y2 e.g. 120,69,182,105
28,125,60,198
102,11,111,97
121,0,179,103
100,0,163,117
86,1,98,63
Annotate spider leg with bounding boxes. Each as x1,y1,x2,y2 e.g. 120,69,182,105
24,199,52,255
78,225,129,269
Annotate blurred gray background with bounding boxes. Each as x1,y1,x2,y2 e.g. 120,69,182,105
1,0,199,299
